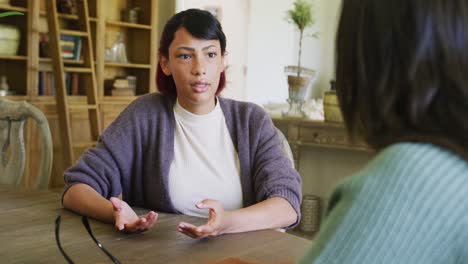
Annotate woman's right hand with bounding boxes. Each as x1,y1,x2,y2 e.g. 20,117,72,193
110,197,158,233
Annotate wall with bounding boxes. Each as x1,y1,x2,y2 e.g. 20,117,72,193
298,147,374,213
158,0,176,40
245,0,341,104
244,0,295,103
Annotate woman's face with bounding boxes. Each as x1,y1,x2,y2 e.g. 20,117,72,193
160,27,225,114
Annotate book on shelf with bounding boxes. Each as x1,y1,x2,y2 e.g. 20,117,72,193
113,79,129,88
50,73,55,95
111,87,136,96
38,71,44,96
112,76,137,88
71,73,79,95
60,35,82,60
38,71,80,96
39,34,82,60
110,76,137,96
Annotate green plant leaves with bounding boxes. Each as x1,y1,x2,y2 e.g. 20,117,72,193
286,0,315,31
0,11,24,18
286,0,318,73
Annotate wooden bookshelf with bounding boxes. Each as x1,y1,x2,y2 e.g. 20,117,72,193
40,57,84,65
0,0,160,188
41,13,96,21
39,10,97,21
0,3,28,12
31,95,88,102
3,95,29,100
106,20,152,30
102,95,137,101
0,0,29,95
105,62,151,69
0,55,27,60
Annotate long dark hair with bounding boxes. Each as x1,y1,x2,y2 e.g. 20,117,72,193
156,8,227,98
335,0,468,159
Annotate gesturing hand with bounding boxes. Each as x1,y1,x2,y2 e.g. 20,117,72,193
110,197,158,233
177,199,230,238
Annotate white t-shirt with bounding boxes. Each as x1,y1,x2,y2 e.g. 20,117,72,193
168,99,243,218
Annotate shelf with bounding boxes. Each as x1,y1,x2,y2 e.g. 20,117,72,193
106,20,152,30
0,55,27,60
274,118,347,129
31,95,88,103
60,29,88,37
0,4,27,13
56,13,80,20
64,67,92,73
39,11,97,22
0,95,28,101
294,141,373,152
105,62,151,69
39,58,84,65
102,95,138,102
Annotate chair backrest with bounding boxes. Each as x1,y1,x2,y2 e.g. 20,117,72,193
0,99,52,189
275,127,295,169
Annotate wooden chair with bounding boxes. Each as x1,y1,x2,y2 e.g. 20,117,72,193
0,99,52,189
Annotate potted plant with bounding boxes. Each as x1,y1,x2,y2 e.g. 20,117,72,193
0,11,23,18
284,0,318,118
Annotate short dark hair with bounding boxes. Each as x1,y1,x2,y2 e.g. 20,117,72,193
336,0,468,158
156,8,227,98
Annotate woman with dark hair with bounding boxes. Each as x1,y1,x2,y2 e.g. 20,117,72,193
300,0,467,263
62,9,301,238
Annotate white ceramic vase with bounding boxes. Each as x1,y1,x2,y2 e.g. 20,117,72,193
0,24,20,55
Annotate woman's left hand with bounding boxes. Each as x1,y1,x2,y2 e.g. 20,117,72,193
177,199,230,238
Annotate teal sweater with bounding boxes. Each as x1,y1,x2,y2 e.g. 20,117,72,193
299,143,468,263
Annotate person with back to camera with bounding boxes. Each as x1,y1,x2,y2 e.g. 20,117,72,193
62,9,302,238
300,0,468,263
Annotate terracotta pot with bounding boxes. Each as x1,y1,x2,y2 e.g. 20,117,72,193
287,75,310,101
287,75,309,89
283,66,317,118
284,66,316,101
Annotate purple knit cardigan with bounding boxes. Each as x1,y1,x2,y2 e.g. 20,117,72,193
64,94,302,225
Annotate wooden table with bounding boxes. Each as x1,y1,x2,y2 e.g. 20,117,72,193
0,187,310,263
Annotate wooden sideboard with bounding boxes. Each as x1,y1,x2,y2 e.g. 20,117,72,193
274,118,375,239
272,118,373,168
